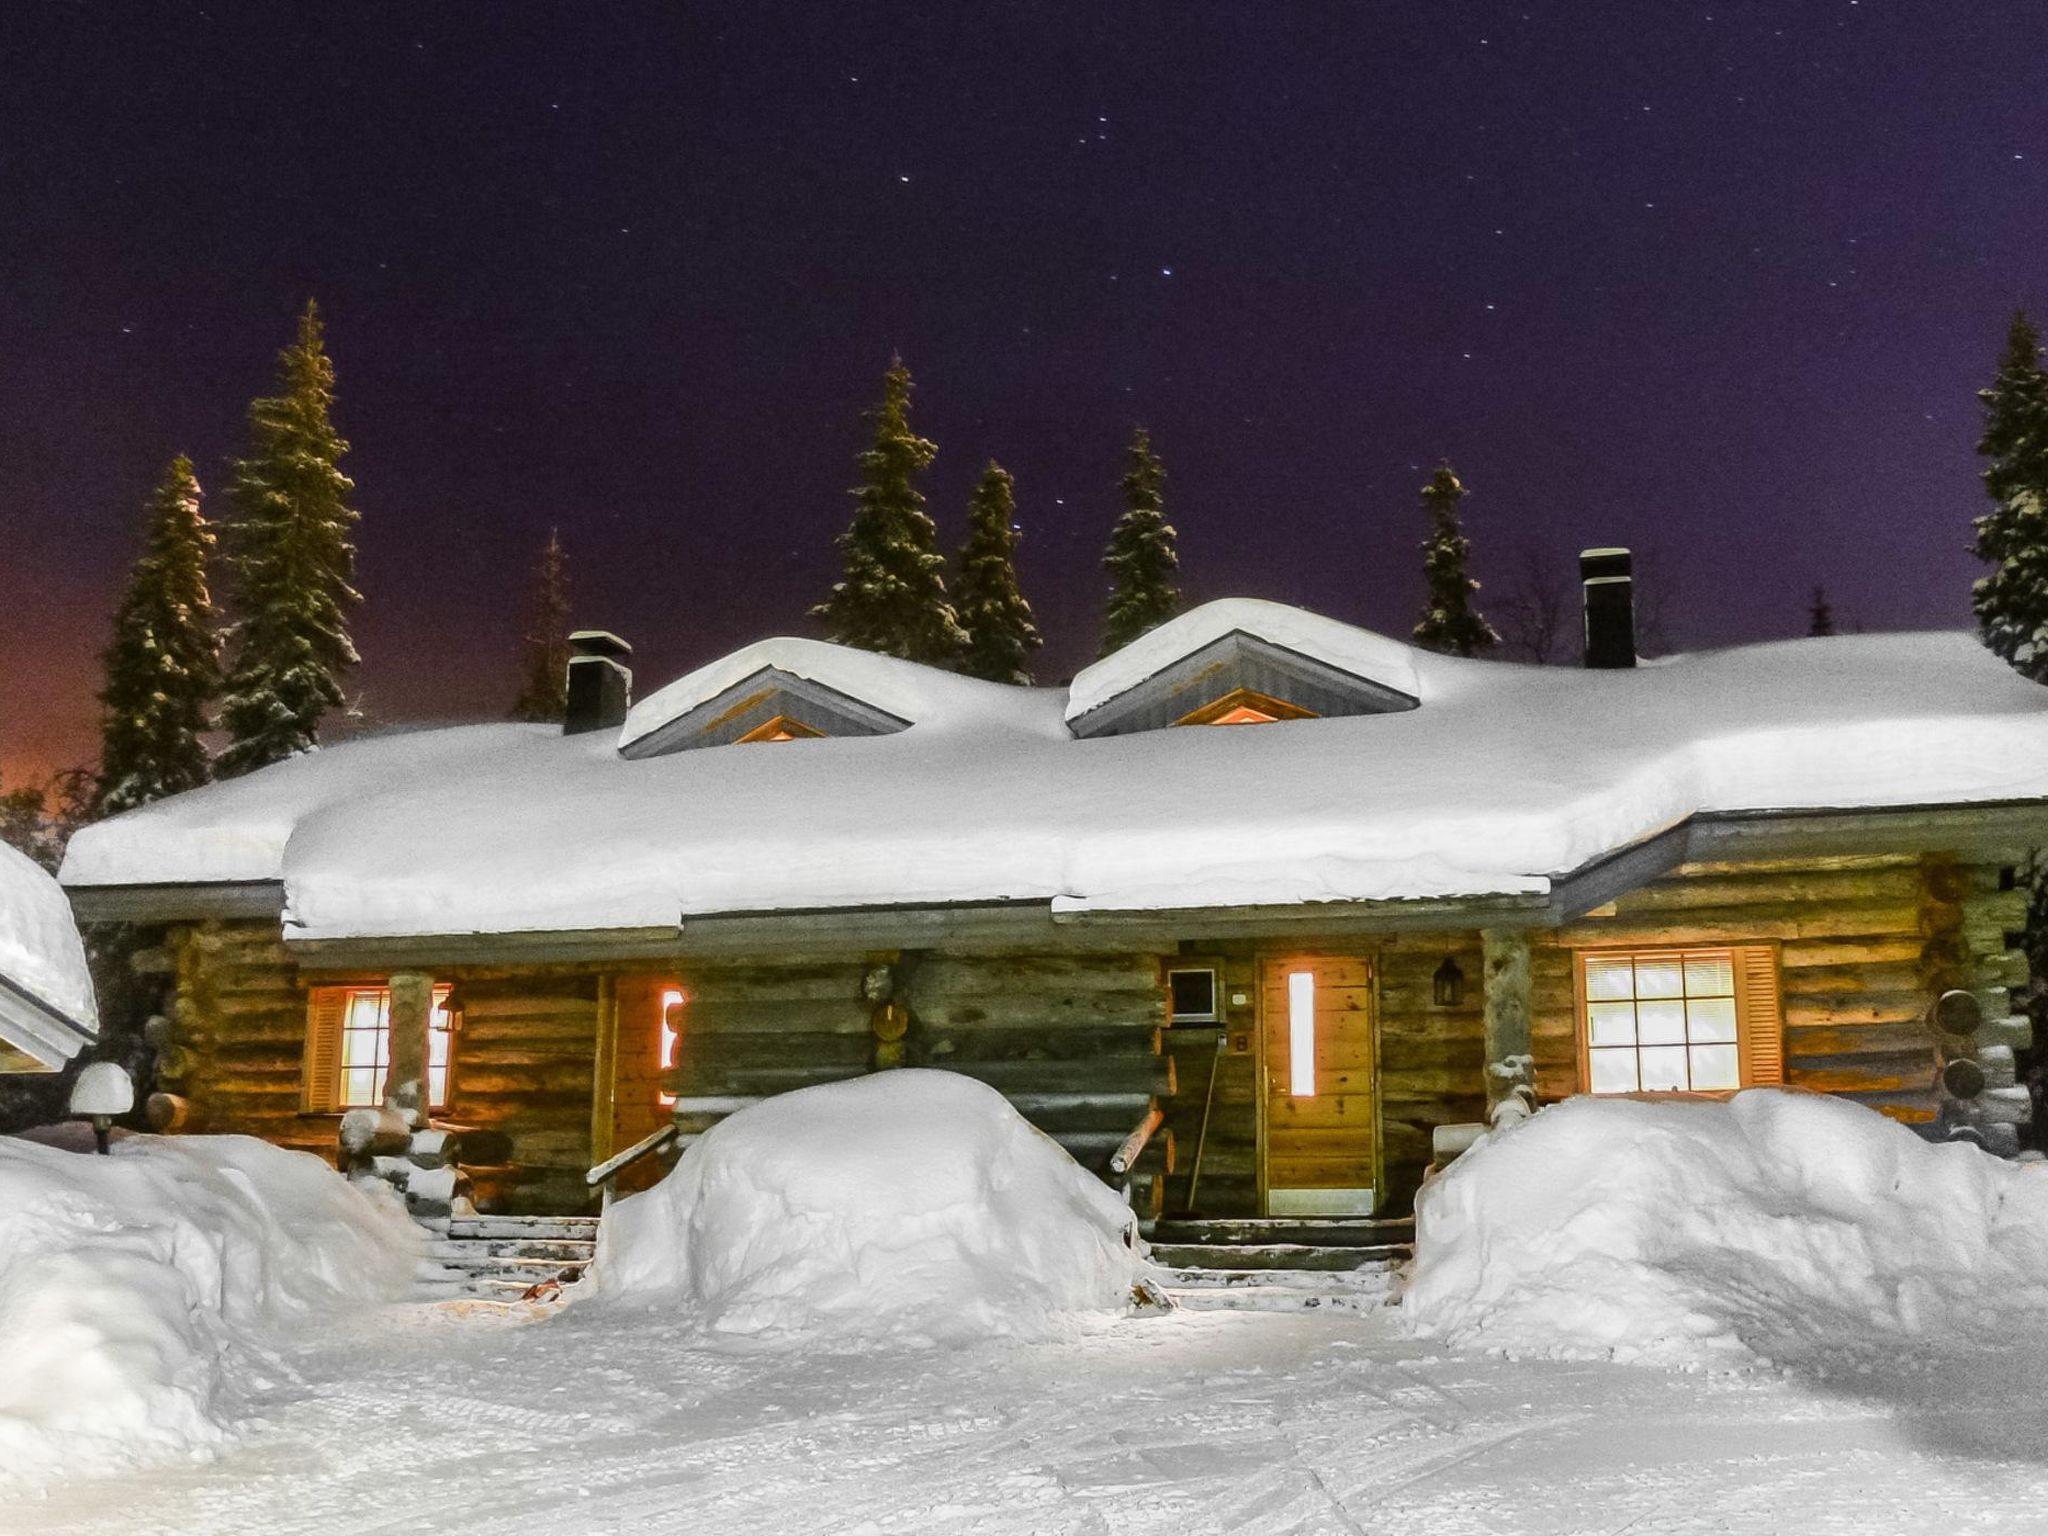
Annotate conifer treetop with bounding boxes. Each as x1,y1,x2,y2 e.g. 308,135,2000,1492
1099,427,1181,656
1972,309,2048,681
1411,463,1499,658
810,355,967,666
96,454,222,816
216,300,361,777
511,527,573,722
954,460,1043,686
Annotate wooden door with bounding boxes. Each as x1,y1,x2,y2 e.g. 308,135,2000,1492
1260,955,1377,1216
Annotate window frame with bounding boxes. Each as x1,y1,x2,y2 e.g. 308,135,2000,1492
307,982,456,1114
1175,687,1318,727
1572,944,1769,1100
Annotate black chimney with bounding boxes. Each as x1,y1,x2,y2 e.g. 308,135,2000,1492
563,630,633,735
1579,548,1636,669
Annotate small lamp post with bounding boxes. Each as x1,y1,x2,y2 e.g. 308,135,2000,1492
70,1062,135,1155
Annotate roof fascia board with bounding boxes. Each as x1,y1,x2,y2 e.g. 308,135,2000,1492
66,880,286,924
0,971,94,1068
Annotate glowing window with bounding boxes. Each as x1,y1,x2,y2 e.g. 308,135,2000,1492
1287,970,1316,1097
737,714,824,744
658,988,686,1107
337,985,454,1110
1177,688,1317,727
1583,950,1740,1095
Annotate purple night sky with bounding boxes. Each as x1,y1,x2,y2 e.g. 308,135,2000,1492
3,3,2043,783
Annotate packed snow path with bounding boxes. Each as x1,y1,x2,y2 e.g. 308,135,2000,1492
11,1302,2048,1535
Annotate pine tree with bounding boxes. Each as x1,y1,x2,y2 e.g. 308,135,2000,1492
510,528,572,722
953,462,1042,685
811,356,967,665
1411,464,1499,657
216,302,360,777
1808,585,1835,638
1099,427,1180,655
1973,310,2048,681
94,456,221,816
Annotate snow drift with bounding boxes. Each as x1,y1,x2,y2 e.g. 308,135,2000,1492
0,1134,423,1479
591,1070,1155,1344
1404,1090,2048,1370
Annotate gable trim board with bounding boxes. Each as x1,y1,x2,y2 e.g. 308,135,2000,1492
618,666,911,757
0,969,96,1070
1066,630,1421,740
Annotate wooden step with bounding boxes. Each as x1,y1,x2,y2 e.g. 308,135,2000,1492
1150,1217,1413,1248
446,1216,601,1241
1148,1241,1408,1273
1165,1279,1395,1314
1164,1265,1395,1293
434,1237,596,1264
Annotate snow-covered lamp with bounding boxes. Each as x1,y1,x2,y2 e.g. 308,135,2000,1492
70,1062,134,1155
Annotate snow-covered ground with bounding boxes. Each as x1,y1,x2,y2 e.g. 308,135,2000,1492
10,1301,2048,1535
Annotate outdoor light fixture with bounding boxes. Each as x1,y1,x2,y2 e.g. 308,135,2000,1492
1287,970,1316,1097
69,1061,134,1154
1433,957,1465,1008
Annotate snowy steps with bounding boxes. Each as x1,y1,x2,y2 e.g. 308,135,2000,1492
416,1214,600,1300
1150,1218,1411,1314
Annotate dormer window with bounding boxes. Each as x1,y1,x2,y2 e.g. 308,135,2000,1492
1177,688,1317,728
736,714,824,744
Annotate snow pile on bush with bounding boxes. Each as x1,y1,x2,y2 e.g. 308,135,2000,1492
592,1070,1154,1345
1404,1090,2048,1370
0,1134,423,1478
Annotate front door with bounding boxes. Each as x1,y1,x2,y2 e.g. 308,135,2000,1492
1260,955,1377,1216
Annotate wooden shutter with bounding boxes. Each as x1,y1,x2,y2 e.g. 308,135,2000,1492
302,987,348,1112
1736,945,1784,1087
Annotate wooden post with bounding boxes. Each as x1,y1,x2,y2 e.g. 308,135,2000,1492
1482,928,1534,1117
590,973,620,1177
384,970,434,1128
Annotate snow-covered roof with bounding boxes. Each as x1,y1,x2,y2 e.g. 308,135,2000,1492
57,602,2048,943
0,840,98,1067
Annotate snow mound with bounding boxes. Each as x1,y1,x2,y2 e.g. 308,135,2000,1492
1403,1091,2048,1370
590,1070,1154,1345
0,1134,424,1480
0,838,96,1031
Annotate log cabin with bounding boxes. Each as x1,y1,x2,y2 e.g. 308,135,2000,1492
53,550,2048,1226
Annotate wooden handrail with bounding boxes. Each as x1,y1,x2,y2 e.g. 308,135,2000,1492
584,1122,679,1187
1108,1104,1165,1177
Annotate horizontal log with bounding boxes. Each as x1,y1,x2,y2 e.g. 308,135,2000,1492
1609,870,1925,912
918,1025,1163,1062
911,995,1166,1030
943,1057,1174,1095
907,955,1163,998
683,1000,872,1036
681,963,869,1003
1561,903,1928,946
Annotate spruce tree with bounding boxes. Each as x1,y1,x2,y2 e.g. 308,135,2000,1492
216,301,360,777
811,356,967,665
953,462,1042,685
1411,464,1499,657
1099,427,1180,655
95,456,221,816
1973,310,2048,681
1808,585,1835,638
510,528,573,722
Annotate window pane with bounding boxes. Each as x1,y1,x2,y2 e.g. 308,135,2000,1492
1634,958,1683,999
1638,1045,1689,1092
1687,997,1738,1044
1636,998,1687,1046
1169,968,1218,1020
1689,1044,1740,1090
1585,956,1635,1001
1587,1001,1637,1047
1683,953,1734,998
1589,1047,1639,1093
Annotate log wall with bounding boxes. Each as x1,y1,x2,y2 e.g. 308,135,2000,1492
441,974,599,1213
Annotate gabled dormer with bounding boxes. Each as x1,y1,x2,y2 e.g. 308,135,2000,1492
1064,599,1423,740
618,639,921,758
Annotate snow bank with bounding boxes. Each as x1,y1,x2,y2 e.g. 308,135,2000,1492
0,839,96,1031
1404,1091,2048,1370
0,1134,423,1479
590,1071,1153,1345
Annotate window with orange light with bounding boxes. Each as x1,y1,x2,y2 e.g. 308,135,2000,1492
658,988,686,1106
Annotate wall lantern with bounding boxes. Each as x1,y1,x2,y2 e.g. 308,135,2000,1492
70,1061,135,1154
1433,957,1465,1009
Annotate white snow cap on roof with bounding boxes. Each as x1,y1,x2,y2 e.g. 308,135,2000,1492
620,635,1027,752
1064,598,1427,723
0,840,96,1036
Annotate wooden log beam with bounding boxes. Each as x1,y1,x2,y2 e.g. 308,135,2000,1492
1482,928,1533,1113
